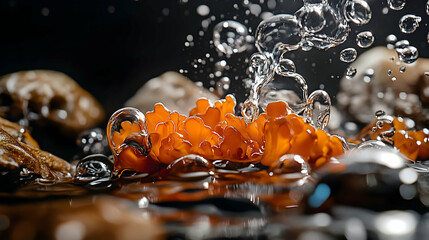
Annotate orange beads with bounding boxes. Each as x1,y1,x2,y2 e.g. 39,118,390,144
111,95,345,172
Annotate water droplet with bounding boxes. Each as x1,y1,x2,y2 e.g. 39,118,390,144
340,48,357,63
387,69,392,76
346,66,357,79
344,0,372,25
196,5,210,16
399,66,406,73
75,154,113,182
386,34,397,49
269,154,310,178
260,72,308,114
297,4,326,33
77,128,109,156
395,39,409,49
427,0,429,15
303,0,326,4
216,77,231,96
106,107,151,157
165,155,214,180
304,90,331,129
388,0,406,10
213,20,249,56
255,14,302,54
241,100,259,123
396,46,419,64
399,14,421,34
356,31,374,48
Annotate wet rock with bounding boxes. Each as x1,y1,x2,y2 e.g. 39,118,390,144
0,70,105,136
124,71,219,115
0,117,39,148
305,148,425,212
337,46,429,127
0,128,72,182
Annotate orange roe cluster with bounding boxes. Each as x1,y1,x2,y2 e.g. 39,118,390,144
356,117,429,161
112,95,345,172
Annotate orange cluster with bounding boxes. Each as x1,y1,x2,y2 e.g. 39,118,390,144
112,95,345,172
357,117,429,161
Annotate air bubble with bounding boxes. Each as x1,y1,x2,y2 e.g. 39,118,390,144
356,31,374,48
395,39,409,49
346,67,357,79
388,0,406,10
297,4,326,33
399,14,421,34
396,46,418,64
344,0,372,25
213,20,249,56
340,48,357,63
75,154,113,182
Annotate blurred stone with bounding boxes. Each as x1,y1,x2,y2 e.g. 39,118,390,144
337,47,429,127
0,196,164,240
125,71,218,115
0,70,105,136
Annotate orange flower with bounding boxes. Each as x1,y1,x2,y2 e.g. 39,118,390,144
356,117,429,161
111,95,345,172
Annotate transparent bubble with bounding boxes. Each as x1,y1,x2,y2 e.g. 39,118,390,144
399,14,421,34
269,154,310,178
75,154,113,182
344,0,372,25
340,48,357,63
304,90,331,129
356,31,374,48
297,4,326,33
213,20,249,56
259,72,308,114
399,66,406,73
388,0,406,10
386,34,397,49
216,77,231,96
165,155,214,180
106,107,151,157
395,39,409,49
255,14,302,54
396,46,419,64
241,100,259,123
346,66,357,79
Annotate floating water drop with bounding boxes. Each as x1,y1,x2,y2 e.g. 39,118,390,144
386,34,397,49
269,154,310,178
388,0,406,10
77,128,109,156
346,66,357,79
399,14,421,34
356,31,374,48
106,107,151,158
75,154,113,182
344,0,372,25
304,90,331,129
216,77,231,96
340,48,357,63
396,46,418,64
213,20,249,56
399,66,406,73
255,14,302,55
297,4,326,33
196,5,210,16
165,155,214,180
259,72,308,113
387,69,392,76
427,0,429,15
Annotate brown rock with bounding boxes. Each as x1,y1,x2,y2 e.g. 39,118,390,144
0,70,105,136
125,71,218,114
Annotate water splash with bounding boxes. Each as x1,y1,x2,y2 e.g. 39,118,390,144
304,90,331,130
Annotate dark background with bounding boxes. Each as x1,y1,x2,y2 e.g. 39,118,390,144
0,0,427,159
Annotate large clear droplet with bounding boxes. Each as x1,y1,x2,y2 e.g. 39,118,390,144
399,14,421,34
213,20,249,56
255,14,302,54
106,107,151,157
388,0,406,10
304,90,331,129
344,0,372,25
297,4,326,33
356,31,374,48
75,154,113,182
340,48,357,63
269,154,311,179
396,46,419,64
259,72,308,114
165,155,214,180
